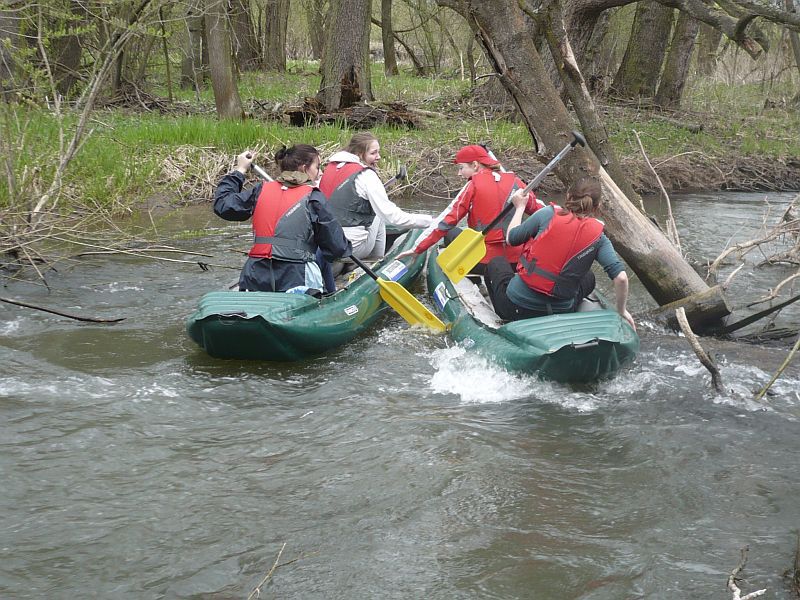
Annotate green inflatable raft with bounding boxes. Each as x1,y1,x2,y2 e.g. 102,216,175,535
426,250,640,383
187,230,426,361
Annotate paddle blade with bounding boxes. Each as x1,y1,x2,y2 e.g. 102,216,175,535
376,279,447,332
435,229,486,284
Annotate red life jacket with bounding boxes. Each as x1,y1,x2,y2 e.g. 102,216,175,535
319,161,363,197
249,181,316,261
319,161,374,226
516,207,604,299
469,170,522,264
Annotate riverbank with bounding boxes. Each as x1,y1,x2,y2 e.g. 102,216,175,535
3,68,799,217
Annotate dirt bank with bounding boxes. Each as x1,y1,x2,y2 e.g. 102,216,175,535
405,145,800,201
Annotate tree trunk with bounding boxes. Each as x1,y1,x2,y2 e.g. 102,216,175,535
263,0,290,71
51,0,86,97
786,0,800,104
655,13,700,108
695,23,723,76
305,0,327,61
437,0,725,325
541,0,642,205
230,0,260,70
0,2,22,100
133,34,159,87
205,0,244,119
181,0,205,90
381,0,398,75
466,34,476,83
318,0,372,110
612,1,675,99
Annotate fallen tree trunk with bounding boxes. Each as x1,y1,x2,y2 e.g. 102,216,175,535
643,285,732,331
438,0,729,330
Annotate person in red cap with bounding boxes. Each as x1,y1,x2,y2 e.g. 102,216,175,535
398,144,544,278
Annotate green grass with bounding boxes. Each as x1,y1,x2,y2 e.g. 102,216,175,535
3,68,798,212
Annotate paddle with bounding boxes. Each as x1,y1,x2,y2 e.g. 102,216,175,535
384,165,407,188
436,131,587,284
349,255,447,332
248,158,446,332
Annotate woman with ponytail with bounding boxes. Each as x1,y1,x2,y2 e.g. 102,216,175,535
213,145,351,294
483,176,635,329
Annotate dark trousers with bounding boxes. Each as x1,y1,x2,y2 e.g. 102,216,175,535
484,257,596,322
315,248,336,294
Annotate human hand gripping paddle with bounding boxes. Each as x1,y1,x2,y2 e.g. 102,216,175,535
246,153,446,333
436,131,587,284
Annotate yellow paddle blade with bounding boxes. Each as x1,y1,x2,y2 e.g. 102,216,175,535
376,278,447,332
435,228,487,284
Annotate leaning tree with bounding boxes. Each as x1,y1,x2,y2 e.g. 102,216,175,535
435,0,800,327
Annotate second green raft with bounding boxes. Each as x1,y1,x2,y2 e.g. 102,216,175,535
426,250,640,383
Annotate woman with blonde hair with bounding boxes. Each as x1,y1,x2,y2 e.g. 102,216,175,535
484,176,635,329
319,132,432,272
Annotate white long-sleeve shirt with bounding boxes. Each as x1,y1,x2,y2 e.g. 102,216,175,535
325,151,432,247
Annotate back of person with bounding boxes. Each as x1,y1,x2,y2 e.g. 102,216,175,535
319,160,373,228
484,176,635,331
468,168,529,265
515,206,604,300
213,144,352,293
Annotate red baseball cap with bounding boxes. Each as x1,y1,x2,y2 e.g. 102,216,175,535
453,145,499,166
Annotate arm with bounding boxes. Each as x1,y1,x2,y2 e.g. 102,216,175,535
356,170,432,229
309,191,353,261
506,195,549,246
409,181,474,255
612,271,635,330
515,177,545,213
213,171,262,222
596,234,635,329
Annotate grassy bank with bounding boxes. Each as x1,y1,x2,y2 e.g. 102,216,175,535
2,62,799,213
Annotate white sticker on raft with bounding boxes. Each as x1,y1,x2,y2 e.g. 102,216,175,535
433,282,449,311
380,260,408,282
344,305,359,316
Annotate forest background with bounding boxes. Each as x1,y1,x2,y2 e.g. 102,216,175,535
1,0,800,283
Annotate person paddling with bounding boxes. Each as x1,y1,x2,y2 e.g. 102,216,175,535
484,176,635,329
319,132,432,275
398,144,543,277
214,145,352,294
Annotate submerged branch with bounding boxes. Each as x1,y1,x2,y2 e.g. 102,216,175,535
676,307,724,393
0,296,125,323
753,332,800,401
727,546,767,599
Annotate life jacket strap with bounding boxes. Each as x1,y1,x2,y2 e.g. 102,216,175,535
518,255,571,287
253,236,316,253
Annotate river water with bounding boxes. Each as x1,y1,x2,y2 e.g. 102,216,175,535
2,191,799,599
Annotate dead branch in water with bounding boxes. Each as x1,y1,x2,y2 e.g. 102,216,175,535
676,307,724,393
247,543,286,600
0,296,125,323
246,543,310,600
791,531,800,596
753,331,800,401
727,546,767,599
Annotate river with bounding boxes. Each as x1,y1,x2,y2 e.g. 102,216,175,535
2,191,799,599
